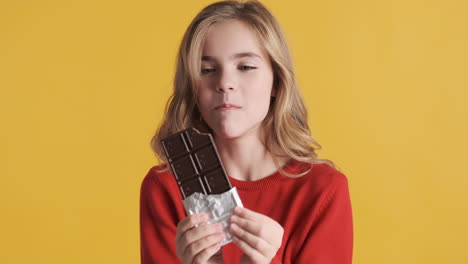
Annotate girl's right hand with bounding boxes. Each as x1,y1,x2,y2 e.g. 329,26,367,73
175,213,226,264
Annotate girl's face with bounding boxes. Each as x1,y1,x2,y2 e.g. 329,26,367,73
197,20,275,140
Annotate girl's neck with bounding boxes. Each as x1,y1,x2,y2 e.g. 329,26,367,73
213,129,289,181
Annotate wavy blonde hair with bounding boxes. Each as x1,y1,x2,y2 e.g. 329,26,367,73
151,0,337,177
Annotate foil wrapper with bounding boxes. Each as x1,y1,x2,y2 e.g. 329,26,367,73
182,187,243,246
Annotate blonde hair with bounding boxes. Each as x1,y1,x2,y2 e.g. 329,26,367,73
151,0,337,177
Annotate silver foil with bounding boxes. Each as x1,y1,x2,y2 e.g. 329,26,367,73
182,187,243,246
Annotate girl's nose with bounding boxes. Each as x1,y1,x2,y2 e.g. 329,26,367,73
216,85,236,93
216,69,237,93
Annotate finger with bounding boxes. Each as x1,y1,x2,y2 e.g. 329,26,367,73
231,210,283,247
231,215,274,241
233,206,265,221
184,232,225,261
230,215,263,237
192,241,223,264
230,222,270,253
175,213,209,243
232,235,265,263
179,223,224,253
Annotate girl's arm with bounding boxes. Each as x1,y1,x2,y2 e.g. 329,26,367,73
140,168,225,264
295,176,354,263
139,170,181,263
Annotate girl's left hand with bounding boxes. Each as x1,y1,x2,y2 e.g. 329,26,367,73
229,206,284,264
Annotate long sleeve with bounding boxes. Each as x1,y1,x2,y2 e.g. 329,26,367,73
294,176,354,263
139,168,185,263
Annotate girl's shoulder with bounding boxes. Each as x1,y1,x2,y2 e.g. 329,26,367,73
290,160,349,191
143,163,172,183
140,163,181,198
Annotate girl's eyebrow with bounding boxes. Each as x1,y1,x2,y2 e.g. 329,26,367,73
202,52,262,61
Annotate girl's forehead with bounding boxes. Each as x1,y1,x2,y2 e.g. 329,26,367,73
202,52,263,63
202,21,266,60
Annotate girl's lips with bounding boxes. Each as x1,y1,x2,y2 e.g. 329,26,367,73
214,104,242,110
215,106,242,111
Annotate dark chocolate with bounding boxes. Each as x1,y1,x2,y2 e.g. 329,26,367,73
161,127,232,199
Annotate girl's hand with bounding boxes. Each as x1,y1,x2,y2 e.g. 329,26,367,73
175,213,225,264
229,207,284,264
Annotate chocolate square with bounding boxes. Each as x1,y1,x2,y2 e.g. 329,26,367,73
161,127,232,199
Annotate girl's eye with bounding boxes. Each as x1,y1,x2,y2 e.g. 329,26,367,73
239,65,257,70
201,66,257,74
201,68,215,74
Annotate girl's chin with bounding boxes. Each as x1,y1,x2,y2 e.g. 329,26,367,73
211,124,245,140
213,126,262,141
213,129,243,140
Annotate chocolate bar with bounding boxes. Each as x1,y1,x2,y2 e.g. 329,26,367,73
161,127,232,199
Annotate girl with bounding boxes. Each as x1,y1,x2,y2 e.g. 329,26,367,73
140,1,353,263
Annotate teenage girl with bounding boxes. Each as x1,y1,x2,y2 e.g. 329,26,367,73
140,1,353,263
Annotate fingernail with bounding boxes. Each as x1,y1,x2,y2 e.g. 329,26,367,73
230,223,238,233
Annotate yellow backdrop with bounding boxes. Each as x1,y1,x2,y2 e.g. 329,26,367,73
1,0,467,263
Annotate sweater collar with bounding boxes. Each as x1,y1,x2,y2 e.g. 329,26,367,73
227,159,308,191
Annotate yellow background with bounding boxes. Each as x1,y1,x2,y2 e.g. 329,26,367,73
1,0,467,263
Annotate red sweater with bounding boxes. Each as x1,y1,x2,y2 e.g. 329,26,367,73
139,159,353,263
